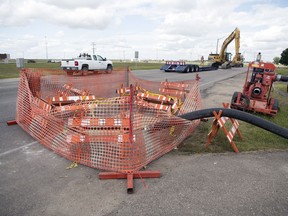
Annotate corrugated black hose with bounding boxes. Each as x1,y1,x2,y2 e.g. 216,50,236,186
179,108,288,139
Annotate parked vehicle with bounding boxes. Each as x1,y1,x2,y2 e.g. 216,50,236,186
160,61,218,73
61,53,113,75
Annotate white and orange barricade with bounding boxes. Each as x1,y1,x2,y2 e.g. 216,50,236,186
206,103,243,153
159,80,190,99
63,83,90,96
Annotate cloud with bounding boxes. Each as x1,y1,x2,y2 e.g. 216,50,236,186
0,0,115,29
0,0,288,61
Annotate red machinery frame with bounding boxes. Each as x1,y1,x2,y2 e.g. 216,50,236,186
231,61,278,116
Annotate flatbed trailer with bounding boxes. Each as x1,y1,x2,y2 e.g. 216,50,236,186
160,61,218,73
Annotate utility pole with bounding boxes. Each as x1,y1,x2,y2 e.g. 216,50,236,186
45,36,48,59
91,42,96,54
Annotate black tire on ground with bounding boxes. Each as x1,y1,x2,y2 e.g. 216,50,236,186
231,92,250,109
81,66,88,75
82,66,88,71
195,65,200,72
231,91,238,104
106,65,113,73
183,66,189,73
193,65,196,72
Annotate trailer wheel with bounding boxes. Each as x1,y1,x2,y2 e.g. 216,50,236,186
184,66,189,73
192,65,196,72
195,65,200,72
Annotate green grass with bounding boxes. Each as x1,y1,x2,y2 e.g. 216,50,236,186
276,66,288,75
0,60,165,79
179,67,288,154
112,62,164,70
0,62,61,79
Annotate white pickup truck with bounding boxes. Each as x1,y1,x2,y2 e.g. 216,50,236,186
61,53,113,74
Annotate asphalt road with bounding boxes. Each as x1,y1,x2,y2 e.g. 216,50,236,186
132,68,246,90
1,68,287,216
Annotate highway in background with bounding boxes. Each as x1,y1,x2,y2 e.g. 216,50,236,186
133,67,246,90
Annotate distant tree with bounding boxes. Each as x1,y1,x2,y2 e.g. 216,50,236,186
273,57,280,65
279,48,288,66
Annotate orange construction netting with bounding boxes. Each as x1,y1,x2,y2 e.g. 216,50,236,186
16,68,201,173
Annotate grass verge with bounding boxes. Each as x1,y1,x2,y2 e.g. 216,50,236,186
0,61,164,79
179,67,288,154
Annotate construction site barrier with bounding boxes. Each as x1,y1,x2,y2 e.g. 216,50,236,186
206,103,243,153
16,68,202,191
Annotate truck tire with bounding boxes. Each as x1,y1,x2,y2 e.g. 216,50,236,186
81,66,88,76
106,65,113,73
183,66,189,73
82,66,88,71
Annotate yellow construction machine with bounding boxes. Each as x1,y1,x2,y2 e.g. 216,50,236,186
208,27,243,69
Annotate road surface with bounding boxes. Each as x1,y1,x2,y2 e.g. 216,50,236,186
1,68,287,216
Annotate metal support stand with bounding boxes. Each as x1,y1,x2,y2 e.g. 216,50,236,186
99,170,161,194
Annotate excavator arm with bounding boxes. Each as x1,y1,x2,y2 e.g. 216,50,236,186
219,27,240,61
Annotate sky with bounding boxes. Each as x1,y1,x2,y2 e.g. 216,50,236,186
1,0,288,62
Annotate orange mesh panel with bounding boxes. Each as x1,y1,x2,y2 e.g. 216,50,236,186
16,68,201,173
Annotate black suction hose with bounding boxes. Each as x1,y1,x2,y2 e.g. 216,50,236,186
179,108,288,139
280,76,288,82
277,74,288,82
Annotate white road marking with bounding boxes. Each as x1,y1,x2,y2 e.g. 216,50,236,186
0,141,38,157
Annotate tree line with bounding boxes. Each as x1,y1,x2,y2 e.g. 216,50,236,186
274,48,288,65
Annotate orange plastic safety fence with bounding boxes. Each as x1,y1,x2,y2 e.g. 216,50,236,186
16,68,201,173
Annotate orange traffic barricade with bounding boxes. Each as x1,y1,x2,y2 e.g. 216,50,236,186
206,103,243,153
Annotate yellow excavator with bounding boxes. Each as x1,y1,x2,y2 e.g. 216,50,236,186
208,27,243,69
